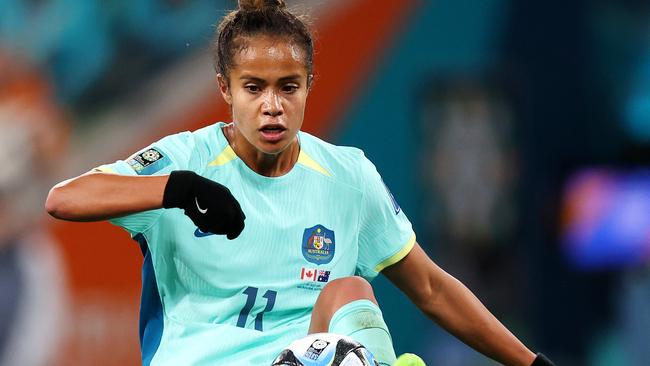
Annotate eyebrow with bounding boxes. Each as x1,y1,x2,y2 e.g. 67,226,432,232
239,74,303,83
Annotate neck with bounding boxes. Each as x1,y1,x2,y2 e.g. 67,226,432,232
223,124,300,177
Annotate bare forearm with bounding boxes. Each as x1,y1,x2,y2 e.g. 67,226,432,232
45,171,168,221
425,273,535,366
385,244,542,365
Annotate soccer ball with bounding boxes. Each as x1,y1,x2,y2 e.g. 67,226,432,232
272,333,379,366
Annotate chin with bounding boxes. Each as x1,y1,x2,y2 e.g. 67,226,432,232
257,139,295,155
257,144,288,156
255,133,297,154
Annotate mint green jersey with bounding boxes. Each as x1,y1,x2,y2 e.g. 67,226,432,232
98,122,415,365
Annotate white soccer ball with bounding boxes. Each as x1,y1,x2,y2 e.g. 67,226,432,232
272,333,379,366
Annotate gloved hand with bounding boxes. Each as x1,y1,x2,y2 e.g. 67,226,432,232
531,353,556,366
163,170,245,239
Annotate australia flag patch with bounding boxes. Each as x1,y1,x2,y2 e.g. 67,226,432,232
302,225,335,265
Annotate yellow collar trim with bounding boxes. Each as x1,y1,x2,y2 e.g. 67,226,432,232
208,145,237,167
297,151,331,177
208,145,331,177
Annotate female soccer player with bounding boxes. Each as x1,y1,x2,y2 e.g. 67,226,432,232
46,1,555,365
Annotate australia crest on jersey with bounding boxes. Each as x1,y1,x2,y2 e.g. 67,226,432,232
302,225,335,265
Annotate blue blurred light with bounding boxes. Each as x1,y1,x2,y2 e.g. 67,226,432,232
562,168,650,270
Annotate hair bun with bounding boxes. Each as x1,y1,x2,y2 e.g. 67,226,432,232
238,0,286,11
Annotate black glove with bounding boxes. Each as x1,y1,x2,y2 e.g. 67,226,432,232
163,170,245,239
531,353,556,366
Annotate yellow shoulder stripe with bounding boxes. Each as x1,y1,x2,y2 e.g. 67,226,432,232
208,145,237,167
374,233,416,273
297,151,331,177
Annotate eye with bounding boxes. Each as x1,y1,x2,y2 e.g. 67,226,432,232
282,84,299,94
245,84,261,93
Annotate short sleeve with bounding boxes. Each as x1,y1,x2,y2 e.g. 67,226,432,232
355,157,416,281
96,131,195,235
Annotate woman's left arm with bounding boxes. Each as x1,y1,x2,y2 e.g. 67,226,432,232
382,242,537,366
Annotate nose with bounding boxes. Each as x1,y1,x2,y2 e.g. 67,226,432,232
261,91,283,117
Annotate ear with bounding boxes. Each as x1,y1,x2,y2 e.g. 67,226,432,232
217,73,232,105
307,74,314,93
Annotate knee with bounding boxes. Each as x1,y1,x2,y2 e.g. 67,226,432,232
310,276,378,333
319,276,377,307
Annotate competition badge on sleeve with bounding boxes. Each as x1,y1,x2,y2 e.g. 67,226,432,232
127,147,171,175
302,225,335,265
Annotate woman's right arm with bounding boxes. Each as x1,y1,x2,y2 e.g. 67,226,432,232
45,170,169,222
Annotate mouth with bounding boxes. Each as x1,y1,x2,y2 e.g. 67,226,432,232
259,124,287,142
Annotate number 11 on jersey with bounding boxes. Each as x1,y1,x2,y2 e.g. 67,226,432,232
236,286,277,331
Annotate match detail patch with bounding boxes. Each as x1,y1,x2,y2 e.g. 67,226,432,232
127,148,170,175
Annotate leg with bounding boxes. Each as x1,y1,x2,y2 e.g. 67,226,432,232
309,276,378,333
309,276,397,366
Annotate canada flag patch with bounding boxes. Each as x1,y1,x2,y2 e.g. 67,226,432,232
300,268,331,283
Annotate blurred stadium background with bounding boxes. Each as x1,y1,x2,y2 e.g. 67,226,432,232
1,0,650,365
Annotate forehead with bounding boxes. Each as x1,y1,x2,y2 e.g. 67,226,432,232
232,36,308,79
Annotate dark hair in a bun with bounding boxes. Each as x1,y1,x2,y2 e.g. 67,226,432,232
214,0,313,79
238,0,286,12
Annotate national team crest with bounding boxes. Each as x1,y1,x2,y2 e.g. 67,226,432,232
302,225,335,265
